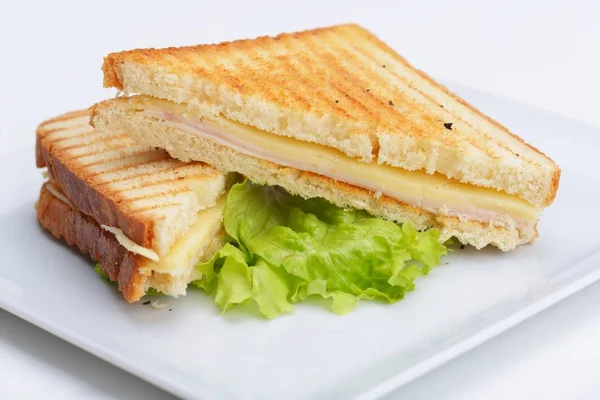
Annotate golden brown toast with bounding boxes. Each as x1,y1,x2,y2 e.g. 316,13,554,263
101,23,560,208
36,109,227,256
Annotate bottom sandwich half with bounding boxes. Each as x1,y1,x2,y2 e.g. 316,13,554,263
35,182,227,302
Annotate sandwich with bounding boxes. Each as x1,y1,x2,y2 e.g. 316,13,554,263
91,23,560,252
35,109,229,302
35,109,449,317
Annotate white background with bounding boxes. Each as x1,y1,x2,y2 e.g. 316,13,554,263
1,0,599,398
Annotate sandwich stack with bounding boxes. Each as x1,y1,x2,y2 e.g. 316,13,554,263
34,24,560,316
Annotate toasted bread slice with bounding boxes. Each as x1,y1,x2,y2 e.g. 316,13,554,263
101,23,560,208
36,109,228,257
91,104,538,251
36,183,227,302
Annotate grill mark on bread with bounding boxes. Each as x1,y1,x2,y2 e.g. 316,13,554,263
269,47,348,119
47,130,107,145
322,31,464,151
291,34,372,122
232,46,267,96
103,172,208,194
82,150,168,173
339,28,495,154
120,186,191,202
87,159,181,181
59,147,138,164
77,148,165,167
252,37,313,112
37,128,64,139
53,133,130,152
130,202,184,215
38,144,153,249
308,33,384,116
310,38,395,121
360,26,518,138
58,138,141,160
282,33,382,153
36,110,89,131
40,124,92,141
269,55,315,112
43,128,101,147
92,163,189,187
300,33,406,154
37,109,226,256
341,25,535,160
206,41,258,97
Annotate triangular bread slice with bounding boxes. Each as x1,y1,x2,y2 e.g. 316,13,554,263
36,110,229,301
100,23,560,207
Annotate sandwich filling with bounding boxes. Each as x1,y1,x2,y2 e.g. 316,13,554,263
100,197,226,274
43,180,226,295
137,198,226,295
128,99,540,228
101,225,160,261
140,197,225,276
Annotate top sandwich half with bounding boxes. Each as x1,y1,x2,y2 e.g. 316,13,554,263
100,23,560,207
93,23,561,251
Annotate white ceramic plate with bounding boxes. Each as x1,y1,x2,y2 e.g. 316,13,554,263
2,85,600,400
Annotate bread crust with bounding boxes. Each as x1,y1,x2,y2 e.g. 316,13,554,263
101,23,560,207
35,184,148,302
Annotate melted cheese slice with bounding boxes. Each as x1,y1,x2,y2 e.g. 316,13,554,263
133,99,540,225
102,225,160,261
102,197,225,275
147,197,225,275
45,182,74,209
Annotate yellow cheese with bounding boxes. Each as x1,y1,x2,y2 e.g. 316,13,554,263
102,198,225,276
137,98,540,224
45,182,74,209
215,119,540,222
149,196,225,275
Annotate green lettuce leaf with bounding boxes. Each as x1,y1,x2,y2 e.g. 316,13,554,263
93,263,110,281
249,260,294,318
214,249,253,312
193,181,447,318
193,243,245,294
194,244,294,318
